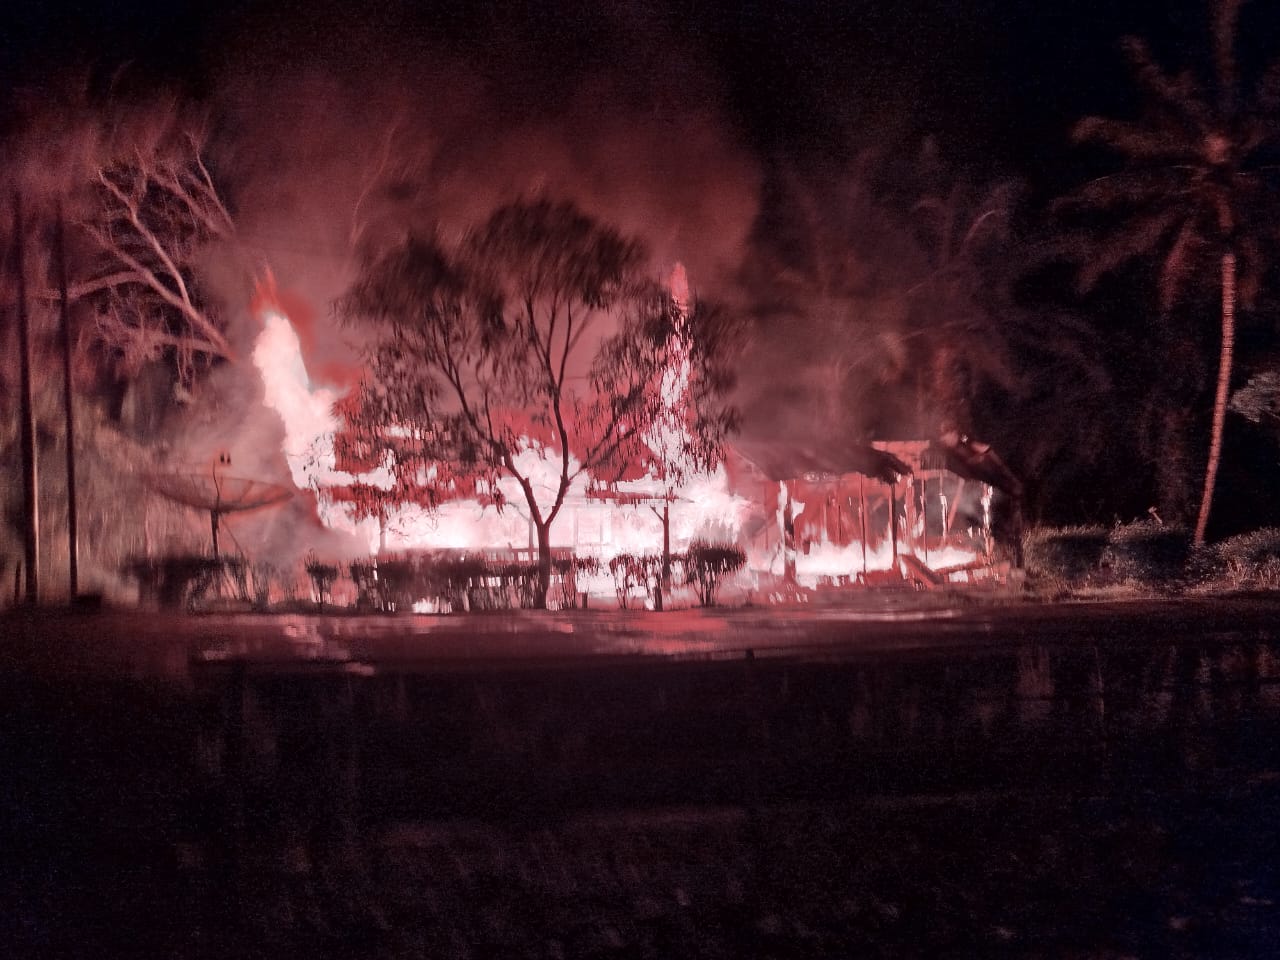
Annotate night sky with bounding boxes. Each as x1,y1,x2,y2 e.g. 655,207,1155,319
10,0,1280,192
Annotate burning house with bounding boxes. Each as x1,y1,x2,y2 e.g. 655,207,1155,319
248,266,1019,605
728,433,1022,590
109,290,1021,612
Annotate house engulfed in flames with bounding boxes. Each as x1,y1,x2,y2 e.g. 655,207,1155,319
322,424,1021,597
251,285,1020,602
726,433,1022,591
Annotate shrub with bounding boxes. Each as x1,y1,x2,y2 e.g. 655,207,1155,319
1183,542,1223,585
304,551,340,608
433,554,494,609
1021,526,1110,584
684,540,746,607
491,561,539,610
124,554,237,609
350,552,599,612
367,558,419,611
348,559,379,609
250,561,293,609
608,553,661,609
550,554,600,610
1217,528,1280,588
1105,522,1191,586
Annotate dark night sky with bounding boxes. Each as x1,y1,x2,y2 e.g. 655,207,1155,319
7,0,1280,196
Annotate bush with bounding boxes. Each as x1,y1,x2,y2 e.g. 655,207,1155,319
551,554,600,610
684,540,746,607
1022,526,1110,584
374,558,419,611
304,552,340,608
124,554,240,609
608,553,662,609
348,559,380,609
348,551,598,612
1105,522,1191,586
1217,528,1280,588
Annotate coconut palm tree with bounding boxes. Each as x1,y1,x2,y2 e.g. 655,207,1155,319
1062,0,1280,543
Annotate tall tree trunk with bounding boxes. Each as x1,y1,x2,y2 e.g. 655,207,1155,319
14,193,39,604
1194,250,1236,545
534,521,552,609
656,500,671,612
57,205,79,599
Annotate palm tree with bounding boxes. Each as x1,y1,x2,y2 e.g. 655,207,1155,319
1063,0,1280,543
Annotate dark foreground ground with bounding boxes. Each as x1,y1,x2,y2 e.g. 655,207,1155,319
4,596,1280,958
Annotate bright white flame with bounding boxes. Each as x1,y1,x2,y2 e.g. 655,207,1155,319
252,310,340,489
252,307,389,550
790,539,981,588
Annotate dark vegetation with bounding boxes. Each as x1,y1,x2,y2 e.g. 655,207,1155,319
683,540,748,607
124,553,248,608
1024,522,1280,592
138,544,752,614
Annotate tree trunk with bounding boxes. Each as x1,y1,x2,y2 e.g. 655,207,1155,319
1194,251,1236,545
14,193,40,605
656,501,671,612
534,521,552,609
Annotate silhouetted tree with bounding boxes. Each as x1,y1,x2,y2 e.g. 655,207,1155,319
739,153,1023,447
2,89,237,384
0,88,231,597
1061,0,1280,543
905,144,1022,433
337,198,738,608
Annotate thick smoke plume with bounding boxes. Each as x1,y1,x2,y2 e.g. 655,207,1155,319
209,2,761,382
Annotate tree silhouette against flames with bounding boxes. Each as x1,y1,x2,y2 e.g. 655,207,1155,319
336,198,738,608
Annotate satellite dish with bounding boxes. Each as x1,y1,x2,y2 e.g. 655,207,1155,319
148,469,293,556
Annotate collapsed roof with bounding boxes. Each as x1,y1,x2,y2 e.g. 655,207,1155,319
925,433,1022,498
731,437,911,485
731,432,1020,497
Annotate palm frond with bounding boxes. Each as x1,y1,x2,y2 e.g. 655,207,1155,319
1059,168,1182,210
1071,116,1194,161
1077,207,1184,291
1158,218,1203,313
1120,37,1213,131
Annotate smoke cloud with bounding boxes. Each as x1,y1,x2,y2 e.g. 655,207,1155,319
206,1,761,385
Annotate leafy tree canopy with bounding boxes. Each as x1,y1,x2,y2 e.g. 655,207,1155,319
336,197,740,606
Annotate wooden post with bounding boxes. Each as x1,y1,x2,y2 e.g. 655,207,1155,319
904,479,915,559
656,498,671,612
783,483,796,583
56,204,79,598
858,475,868,576
14,193,39,604
889,483,899,567
922,475,929,565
